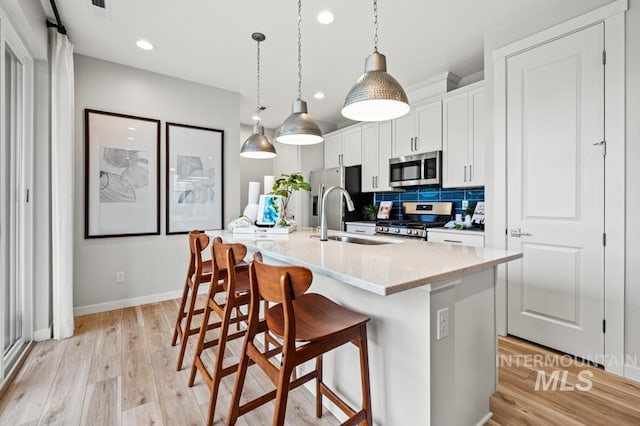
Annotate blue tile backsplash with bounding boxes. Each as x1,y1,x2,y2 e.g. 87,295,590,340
374,187,485,219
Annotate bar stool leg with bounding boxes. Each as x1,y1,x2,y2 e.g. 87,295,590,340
227,319,258,425
273,360,294,426
176,285,198,371
315,355,323,418
358,324,373,426
205,297,235,426
171,279,190,346
188,288,214,386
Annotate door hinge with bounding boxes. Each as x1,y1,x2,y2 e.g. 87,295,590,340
603,319,606,334
603,50,607,65
603,232,607,247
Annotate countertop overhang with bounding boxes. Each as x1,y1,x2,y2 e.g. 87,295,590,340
210,229,521,296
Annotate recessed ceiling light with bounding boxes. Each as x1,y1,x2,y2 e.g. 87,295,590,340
128,127,136,130
317,11,334,24
314,92,325,99
127,137,134,140
252,114,261,121
136,40,154,50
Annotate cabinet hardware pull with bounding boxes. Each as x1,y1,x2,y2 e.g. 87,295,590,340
464,165,467,182
339,153,343,165
410,137,414,152
444,239,463,244
372,176,375,188
414,136,418,151
354,230,365,233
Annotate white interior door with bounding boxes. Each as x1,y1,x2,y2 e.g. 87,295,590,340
506,23,605,359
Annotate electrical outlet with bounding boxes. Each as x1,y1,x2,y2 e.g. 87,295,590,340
462,199,469,210
116,271,125,284
437,307,449,340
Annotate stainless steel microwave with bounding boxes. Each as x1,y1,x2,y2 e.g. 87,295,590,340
389,151,442,188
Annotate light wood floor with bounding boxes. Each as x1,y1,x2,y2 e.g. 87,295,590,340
3,300,640,426
0,297,339,426
489,336,640,425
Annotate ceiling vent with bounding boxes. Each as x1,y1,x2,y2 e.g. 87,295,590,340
91,0,105,8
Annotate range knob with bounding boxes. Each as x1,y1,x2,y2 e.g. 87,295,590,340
407,229,413,235
394,228,400,233
383,227,389,232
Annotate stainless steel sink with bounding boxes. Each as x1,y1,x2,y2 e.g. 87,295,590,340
310,235,395,245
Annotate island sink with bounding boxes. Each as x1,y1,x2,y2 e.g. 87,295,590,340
309,234,397,245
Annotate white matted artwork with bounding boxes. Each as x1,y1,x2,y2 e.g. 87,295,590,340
85,109,160,238
166,123,224,234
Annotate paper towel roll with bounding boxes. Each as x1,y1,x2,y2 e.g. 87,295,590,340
248,181,260,205
263,175,275,194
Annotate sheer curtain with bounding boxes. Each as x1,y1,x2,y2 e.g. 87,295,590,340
49,29,74,339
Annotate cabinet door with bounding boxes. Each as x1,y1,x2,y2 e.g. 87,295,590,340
468,88,485,186
393,112,415,157
361,124,378,192
443,92,469,188
342,127,362,166
377,121,393,191
415,100,442,152
427,231,485,248
324,132,342,168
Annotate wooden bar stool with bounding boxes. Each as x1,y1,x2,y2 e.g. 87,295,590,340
189,238,280,426
171,230,218,371
227,253,373,426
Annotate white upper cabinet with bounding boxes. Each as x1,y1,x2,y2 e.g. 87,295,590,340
324,133,342,168
362,121,393,193
323,125,362,168
443,84,485,188
393,99,442,157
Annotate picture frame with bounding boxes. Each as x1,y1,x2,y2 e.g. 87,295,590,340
85,109,161,238
166,122,224,234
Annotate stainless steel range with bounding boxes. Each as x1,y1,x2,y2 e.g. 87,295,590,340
375,202,453,239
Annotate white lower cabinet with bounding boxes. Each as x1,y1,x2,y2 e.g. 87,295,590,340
427,229,485,247
345,222,376,235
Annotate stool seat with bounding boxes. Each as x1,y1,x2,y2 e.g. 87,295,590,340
221,262,250,294
267,294,369,342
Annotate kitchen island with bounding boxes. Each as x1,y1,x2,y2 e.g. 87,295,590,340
210,229,521,426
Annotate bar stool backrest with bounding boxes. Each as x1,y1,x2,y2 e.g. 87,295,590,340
251,252,313,305
189,230,210,278
211,238,247,272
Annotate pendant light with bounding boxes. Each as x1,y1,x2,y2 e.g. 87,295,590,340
342,0,410,122
276,0,324,145
240,32,277,159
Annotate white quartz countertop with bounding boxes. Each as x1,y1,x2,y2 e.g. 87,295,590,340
209,229,521,296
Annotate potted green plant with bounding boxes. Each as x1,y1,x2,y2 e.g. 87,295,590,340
362,204,378,221
269,173,312,226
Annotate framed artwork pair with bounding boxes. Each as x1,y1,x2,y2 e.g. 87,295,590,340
84,109,224,238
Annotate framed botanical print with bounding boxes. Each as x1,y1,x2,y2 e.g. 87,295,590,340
166,123,224,234
84,109,161,238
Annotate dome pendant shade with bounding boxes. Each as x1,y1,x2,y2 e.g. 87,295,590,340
342,51,410,122
276,99,324,145
240,123,277,159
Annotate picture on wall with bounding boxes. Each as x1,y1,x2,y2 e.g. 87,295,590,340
85,109,161,238
166,123,224,234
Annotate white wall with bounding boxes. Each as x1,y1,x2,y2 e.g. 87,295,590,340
73,55,240,310
239,124,275,209
625,0,640,374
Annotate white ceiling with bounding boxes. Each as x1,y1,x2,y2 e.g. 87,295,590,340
46,0,597,129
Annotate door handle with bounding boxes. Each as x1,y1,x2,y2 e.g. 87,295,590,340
510,228,532,237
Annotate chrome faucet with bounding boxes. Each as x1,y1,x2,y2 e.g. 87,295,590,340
320,185,355,241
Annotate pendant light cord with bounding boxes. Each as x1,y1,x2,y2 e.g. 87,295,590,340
256,38,261,117
297,0,303,100
373,0,379,52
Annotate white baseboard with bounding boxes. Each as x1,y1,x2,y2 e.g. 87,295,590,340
476,412,493,426
33,327,51,341
625,363,640,383
73,285,209,316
